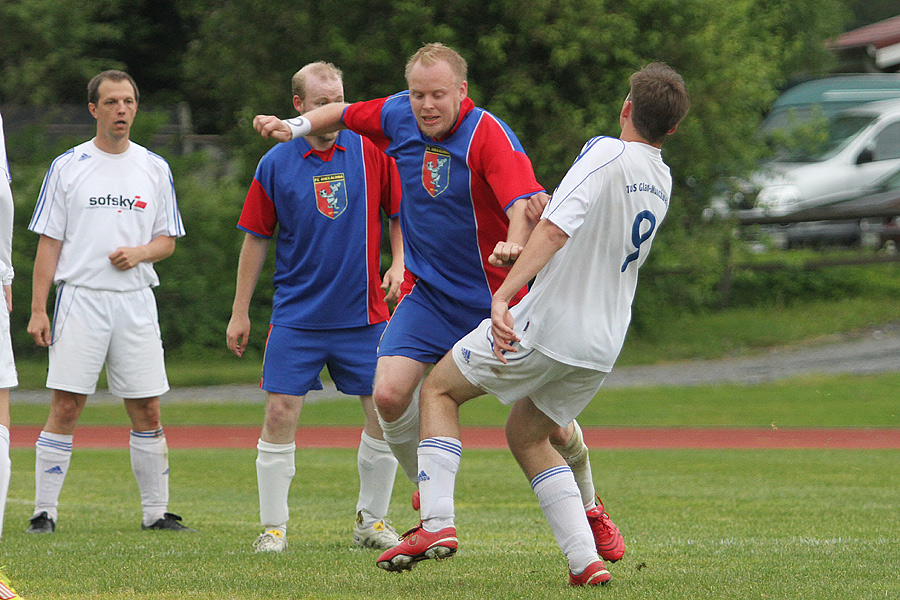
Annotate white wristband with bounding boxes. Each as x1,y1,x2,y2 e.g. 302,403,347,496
284,116,312,140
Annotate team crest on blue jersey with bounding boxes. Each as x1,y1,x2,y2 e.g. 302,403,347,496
422,146,450,197
314,173,348,219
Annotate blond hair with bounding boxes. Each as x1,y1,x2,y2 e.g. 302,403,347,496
404,43,467,84
292,62,343,99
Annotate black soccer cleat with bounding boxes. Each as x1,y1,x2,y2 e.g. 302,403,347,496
25,511,56,534
141,512,196,532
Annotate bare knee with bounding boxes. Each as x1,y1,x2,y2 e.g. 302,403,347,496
505,420,531,462
372,380,414,422
372,356,428,423
548,422,573,447
419,375,441,409
418,374,460,416
125,397,161,431
52,399,81,423
504,398,565,480
264,394,302,430
46,391,87,433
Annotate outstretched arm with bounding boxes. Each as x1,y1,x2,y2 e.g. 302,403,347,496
253,102,349,143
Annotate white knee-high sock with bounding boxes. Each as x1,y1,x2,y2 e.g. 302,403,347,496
532,465,599,574
130,428,169,526
356,432,398,524
34,431,73,522
551,420,596,510
256,439,295,530
417,437,461,532
0,425,10,539
378,393,420,484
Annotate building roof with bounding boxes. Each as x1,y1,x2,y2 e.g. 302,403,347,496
831,14,900,71
833,15,900,51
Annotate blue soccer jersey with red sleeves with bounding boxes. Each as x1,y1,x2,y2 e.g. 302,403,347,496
343,93,544,308
238,130,400,329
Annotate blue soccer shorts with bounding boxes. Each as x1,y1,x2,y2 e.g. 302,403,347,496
261,322,387,397
377,280,490,364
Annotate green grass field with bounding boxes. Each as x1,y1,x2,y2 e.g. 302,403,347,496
2,447,897,599
5,369,899,599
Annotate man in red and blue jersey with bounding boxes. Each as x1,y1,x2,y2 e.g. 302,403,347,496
254,44,551,489
228,62,405,553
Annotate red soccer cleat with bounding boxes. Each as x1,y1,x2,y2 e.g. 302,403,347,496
586,497,625,562
569,559,611,586
376,523,457,572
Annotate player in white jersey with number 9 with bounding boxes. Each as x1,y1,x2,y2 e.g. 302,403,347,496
25,70,193,535
376,62,690,587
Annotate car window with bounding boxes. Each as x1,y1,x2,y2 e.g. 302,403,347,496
760,107,819,133
781,114,875,163
872,121,900,161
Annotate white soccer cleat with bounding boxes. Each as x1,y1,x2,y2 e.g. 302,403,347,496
253,529,287,553
353,510,401,550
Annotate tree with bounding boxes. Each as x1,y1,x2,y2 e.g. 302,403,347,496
0,0,124,105
180,0,845,195
0,0,188,106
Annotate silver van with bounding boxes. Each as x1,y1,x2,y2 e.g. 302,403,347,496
751,98,900,215
706,76,900,219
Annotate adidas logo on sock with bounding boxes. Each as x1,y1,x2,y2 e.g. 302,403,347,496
44,465,64,475
417,469,430,482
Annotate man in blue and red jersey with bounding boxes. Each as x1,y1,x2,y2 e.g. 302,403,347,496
254,44,550,487
228,62,405,553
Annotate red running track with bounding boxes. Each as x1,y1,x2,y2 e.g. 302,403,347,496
10,425,900,449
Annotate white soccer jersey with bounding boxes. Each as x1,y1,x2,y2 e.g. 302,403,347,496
0,112,9,182
511,136,671,371
29,139,185,291
0,112,13,286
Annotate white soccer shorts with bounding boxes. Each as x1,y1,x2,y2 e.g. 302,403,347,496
0,304,17,388
451,318,607,427
47,285,169,398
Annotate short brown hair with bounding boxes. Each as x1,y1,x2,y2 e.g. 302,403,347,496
87,70,139,105
628,62,690,144
404,43,467,84
292,62,343,99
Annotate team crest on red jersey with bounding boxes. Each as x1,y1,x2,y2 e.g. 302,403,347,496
422,146,450,197
313,173,348,219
